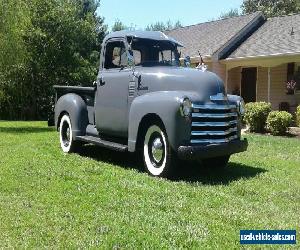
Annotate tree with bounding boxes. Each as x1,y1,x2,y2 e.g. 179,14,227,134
219,8,240,19
242,0,300,17
146,20,182,31
0,0,30,116
0,0,107,120
0,0,29,71
112,19,128,31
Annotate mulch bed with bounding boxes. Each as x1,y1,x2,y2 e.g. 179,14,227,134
242,127,300,139
288,127,300,139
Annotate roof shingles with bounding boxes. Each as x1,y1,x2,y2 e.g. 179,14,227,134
228,14,300,59
166,12,262,58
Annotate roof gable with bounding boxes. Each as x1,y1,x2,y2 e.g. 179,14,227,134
166,12,265,59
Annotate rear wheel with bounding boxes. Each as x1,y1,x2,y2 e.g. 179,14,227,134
202,155,230,169
142,123,177,177
59,114,80,153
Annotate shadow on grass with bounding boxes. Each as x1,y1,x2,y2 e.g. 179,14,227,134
0,126,54,134
78,145,141,170
78,145,267,185
173,162,267,185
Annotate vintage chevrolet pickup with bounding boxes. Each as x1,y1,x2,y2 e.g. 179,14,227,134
54,30,248,177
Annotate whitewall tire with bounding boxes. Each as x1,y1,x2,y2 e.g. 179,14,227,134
143,124,176,177
59,114,79,153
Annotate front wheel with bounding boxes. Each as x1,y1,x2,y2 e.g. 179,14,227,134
201,155,230,169
59,114,80,153
142,123,176,178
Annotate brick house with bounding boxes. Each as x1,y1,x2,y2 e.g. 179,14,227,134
167,12,300,112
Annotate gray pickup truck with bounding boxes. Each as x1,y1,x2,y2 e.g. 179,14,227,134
54,30,248,177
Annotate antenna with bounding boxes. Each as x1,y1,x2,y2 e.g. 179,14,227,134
291,27,295,36
196,50,207,72
198,50,204,65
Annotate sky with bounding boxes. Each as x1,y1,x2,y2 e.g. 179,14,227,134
98,0,244,30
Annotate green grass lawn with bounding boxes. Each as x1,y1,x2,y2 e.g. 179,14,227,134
0,121,299,248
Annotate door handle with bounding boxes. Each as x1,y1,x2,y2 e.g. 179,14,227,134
99,78,105,86
137,75,142,89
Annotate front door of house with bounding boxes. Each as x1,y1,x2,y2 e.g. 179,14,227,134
241,67,257,103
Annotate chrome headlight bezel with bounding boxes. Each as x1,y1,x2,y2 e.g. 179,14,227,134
180,97,192,117
237,98,245,116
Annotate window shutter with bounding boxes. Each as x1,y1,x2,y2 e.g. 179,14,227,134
287,63,295,81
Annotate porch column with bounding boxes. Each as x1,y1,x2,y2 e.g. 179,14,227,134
225,65,228,92
267,67,271,103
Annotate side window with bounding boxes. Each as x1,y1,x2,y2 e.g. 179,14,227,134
104,41,127,69
159,50,174,63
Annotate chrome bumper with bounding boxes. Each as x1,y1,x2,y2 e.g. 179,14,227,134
177,139,248,160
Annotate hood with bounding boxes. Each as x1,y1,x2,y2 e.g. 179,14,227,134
135,66,225,102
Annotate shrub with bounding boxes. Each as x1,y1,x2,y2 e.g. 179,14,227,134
266,111,293,136
296,105,300,127
244,102,272,133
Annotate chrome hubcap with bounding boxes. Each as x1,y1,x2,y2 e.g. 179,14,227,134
151,137,163,163
66,128,70,142
62,122,71,147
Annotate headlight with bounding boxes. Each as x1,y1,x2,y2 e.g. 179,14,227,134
180,98,192,117
237,98,245,116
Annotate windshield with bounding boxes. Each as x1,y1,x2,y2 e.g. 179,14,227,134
129,38,180,67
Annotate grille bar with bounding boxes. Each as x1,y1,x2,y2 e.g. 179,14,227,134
192,104,236,110
192,120,237,127
191,127,237,136
192,113,237,118
191,135,238,144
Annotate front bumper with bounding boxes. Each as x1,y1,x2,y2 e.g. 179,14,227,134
177,139,248,160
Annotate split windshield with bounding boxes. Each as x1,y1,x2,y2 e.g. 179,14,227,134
129,38,180,67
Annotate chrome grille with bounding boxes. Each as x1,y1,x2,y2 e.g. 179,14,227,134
191,103,239,144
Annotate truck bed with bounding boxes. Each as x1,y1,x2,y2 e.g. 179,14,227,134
54,85,96,100
54,85,96,124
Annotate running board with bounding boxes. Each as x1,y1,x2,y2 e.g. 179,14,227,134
76,135,128,152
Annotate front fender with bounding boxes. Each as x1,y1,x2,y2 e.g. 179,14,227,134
54,93,88,137
128,91,198,152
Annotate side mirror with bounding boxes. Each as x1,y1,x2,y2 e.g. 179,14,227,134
127,50,135,68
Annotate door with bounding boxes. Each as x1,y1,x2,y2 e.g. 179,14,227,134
95,39,132,138
241,67,257,103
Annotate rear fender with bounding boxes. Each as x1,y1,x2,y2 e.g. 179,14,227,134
54,93,88,137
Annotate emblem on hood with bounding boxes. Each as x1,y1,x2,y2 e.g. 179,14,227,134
210,93,228,101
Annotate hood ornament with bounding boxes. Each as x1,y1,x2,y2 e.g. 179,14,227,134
196,51,207,72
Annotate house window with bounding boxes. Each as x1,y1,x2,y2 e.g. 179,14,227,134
287,63,300,91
